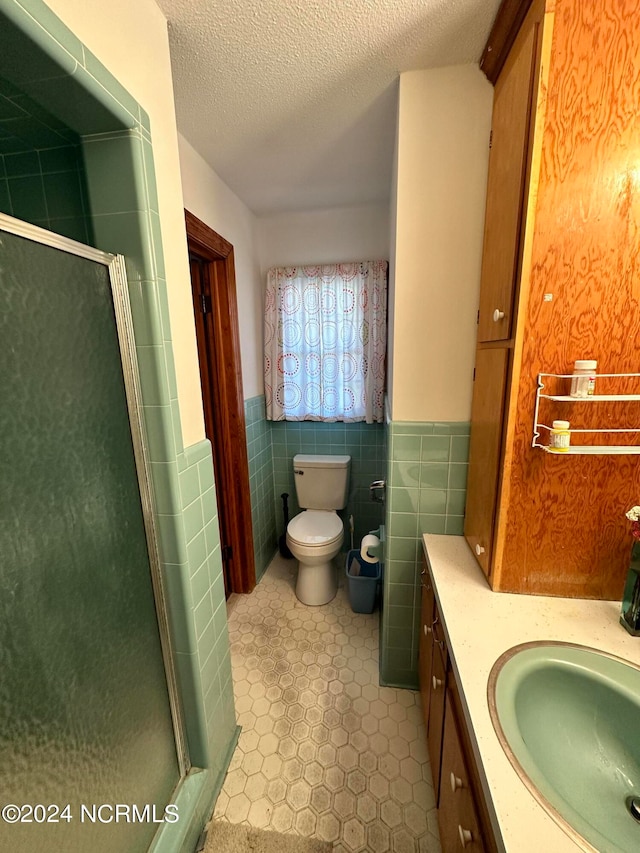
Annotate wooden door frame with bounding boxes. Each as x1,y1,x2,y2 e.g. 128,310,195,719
185,209,255,595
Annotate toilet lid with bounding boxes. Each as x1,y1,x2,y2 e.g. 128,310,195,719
288,510,343,546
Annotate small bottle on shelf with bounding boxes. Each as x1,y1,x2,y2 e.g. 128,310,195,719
570,359,597,397
549,420,571,451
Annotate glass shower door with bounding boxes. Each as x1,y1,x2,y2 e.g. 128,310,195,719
0,220,183,852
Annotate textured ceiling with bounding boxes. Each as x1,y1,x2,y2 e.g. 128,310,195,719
156,0,500,215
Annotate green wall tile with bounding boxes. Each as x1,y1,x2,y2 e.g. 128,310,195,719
447,489,467,516
386,537,419,562
393,422,433,435
419,489,447,514
382,419,470,689
387,585,415,608
8,174,47,219
198,455,215,492
127,280,163,347
90,209,154,281
204,518,221,556
47,215,88,242
451,434,470,461
150,462,181,515
420,435,450,462
419,514,447,535
388,487,419,514
190,556,210,605
136,344,170,406
391,461,420,489
445,516,465,535
183,497,205,544
39,144,79,172
160,564,196,656
420,463,449,489
389,512,417,538
448,463,468,490
156,514,186,566
142,404,175,463
386,560,417,585
391,434,421,460
179,464,201,510
4,149,39,175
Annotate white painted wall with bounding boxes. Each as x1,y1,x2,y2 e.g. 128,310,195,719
386,100,400,416
178,135,264,400
44,0,206,446
391,65,493,422
257,204,390,273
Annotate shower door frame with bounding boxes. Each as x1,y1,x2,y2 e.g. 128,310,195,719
0,212,190,778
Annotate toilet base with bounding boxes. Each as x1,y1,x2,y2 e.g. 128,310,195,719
295,559,337,606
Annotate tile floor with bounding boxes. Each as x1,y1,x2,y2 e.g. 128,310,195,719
213,554,442,852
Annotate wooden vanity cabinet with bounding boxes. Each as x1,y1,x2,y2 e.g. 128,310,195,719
419,556,497,851
420,553,449,804
438,686,486,852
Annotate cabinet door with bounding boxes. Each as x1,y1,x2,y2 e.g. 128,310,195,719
427,617,447,803
438,692,486,852
477,13,539,342
419,557,435,731
464,347,509,577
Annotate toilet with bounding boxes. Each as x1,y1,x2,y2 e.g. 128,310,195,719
286,453,350,605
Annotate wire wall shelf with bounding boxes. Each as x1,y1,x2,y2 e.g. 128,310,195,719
532,373,640,455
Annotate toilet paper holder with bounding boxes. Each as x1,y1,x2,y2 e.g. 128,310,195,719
361,526,384,562
369,479,386,503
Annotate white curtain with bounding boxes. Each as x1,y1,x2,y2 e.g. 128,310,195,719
264,261,387,423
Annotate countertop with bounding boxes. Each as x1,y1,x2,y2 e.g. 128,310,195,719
422,534,640,853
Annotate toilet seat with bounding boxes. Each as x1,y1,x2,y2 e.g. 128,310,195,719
287,510,343,547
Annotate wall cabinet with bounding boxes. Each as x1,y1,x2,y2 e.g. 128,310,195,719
465,0,640,598
419,555,496,852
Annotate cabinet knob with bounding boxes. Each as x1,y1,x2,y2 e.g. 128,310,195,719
423,624,432,636
475,543,485,556
458,825,474,848
492,308,505,322
450,772,463,793
432,675,444,690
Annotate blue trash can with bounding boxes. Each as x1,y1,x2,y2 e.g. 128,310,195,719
345,549,381,614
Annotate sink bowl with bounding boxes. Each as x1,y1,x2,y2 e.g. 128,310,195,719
488,642,640,852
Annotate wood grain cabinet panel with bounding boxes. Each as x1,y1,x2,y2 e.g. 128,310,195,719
438,692,486,853
464,348,510,578
420,558,497,852
477,11,539,343
467,0,640,598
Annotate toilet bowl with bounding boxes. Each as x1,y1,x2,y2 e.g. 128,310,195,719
286,509,344,605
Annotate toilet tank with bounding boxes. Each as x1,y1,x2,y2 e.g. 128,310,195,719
293,454,350,510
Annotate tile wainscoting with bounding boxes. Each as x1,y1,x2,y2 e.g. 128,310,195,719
381,420,470,689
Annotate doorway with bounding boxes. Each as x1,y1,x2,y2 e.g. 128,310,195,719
185,210,256,596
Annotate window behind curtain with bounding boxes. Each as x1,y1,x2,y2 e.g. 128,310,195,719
264,261,387,423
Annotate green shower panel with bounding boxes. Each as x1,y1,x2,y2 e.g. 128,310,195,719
0,226,179,851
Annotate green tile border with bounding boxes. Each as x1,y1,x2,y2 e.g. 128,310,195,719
381,418,470,688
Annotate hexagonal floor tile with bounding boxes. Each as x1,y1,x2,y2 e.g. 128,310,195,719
218,554,440,851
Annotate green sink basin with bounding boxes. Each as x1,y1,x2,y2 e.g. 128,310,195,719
488,642,640,852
